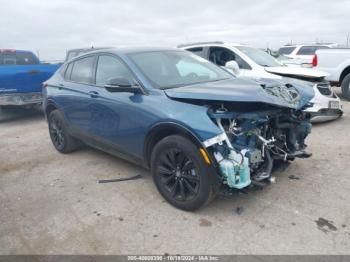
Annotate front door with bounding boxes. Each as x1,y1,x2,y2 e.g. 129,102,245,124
87,54,151,158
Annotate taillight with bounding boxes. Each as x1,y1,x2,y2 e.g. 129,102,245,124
312,54,317,67
42,82,48,88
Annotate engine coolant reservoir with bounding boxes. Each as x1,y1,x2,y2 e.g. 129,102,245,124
214,150,251,189
238,154,251,188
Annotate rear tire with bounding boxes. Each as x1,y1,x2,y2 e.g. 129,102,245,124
150,135,217,211
341,73,350,100
48,109,79,153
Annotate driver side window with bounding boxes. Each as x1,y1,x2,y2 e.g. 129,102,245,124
95,55,135,87
209,47,251,70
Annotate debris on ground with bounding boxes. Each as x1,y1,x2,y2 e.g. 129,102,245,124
236,206,244,215
98,174,142,183
288,175,300,180
199,218,212,227
315,217,338,233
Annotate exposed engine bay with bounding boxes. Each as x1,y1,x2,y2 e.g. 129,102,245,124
205,102,312,189
165,78,314,190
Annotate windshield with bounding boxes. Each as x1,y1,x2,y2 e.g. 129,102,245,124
236,46,281,67
128,50,232,89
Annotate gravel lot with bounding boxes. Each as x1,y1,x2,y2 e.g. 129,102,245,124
0,89,349,255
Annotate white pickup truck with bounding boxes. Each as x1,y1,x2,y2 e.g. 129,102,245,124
313,48,350,100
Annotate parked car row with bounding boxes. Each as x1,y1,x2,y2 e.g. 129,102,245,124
313,48,350,100
179,41,343,122
271,43,350,100
1,43,348,210
277,43,336,67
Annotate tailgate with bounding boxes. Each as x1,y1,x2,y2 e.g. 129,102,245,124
0,64,59,94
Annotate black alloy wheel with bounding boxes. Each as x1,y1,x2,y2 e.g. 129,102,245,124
151,135,217,211
48,110,79,153
157,148,200,202
49,114,65,149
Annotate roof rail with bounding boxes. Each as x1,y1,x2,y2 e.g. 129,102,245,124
177,41,224,48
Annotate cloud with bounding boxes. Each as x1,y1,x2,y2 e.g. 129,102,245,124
0,0,348,60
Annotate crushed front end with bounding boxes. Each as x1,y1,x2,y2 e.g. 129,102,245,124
203,84,312,189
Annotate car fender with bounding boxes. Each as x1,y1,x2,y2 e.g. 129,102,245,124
143,120,219,168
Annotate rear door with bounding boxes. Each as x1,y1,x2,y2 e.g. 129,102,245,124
58,55,97,135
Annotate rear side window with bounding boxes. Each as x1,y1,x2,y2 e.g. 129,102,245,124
2,53,16,64
70,56,95,84
95,55,134,86
278,47,296,55
296,46,316,55
296,46,329,55
0,52,38,65
187,47,204,57
16,52,38,65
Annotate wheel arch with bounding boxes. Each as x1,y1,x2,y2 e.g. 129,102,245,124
143,122,210,168
45,101,59,119
340,65,350,85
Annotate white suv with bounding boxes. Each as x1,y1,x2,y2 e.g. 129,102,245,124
179,42,343,122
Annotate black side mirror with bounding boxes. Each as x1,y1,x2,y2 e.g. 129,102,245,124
104,77,142,94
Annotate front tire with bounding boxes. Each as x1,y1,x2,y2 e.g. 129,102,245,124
341,73,350,100
151,135,217,211
48,109,79,153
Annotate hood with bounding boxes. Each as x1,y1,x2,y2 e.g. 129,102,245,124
265,66,329,81
164,78,314,110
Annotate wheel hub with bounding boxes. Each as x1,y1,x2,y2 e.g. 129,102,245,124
157,148,200,202
175,167,181,178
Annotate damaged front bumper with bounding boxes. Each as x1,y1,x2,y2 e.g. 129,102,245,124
201,106,312,191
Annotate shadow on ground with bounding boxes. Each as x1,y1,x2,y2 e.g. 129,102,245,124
0,106,44,124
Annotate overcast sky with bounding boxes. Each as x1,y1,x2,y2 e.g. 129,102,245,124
0,0,349,61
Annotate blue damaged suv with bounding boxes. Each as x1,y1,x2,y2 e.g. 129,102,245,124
43,48,314,211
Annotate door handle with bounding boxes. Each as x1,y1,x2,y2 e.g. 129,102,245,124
58,83,64,90
88,91,100,98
